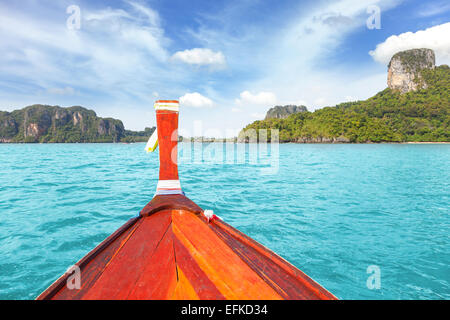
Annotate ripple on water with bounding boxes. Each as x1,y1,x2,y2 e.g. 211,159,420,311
0,143,449,299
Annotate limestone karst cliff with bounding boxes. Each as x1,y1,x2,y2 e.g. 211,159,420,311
387,48,435,94
265,105,308,120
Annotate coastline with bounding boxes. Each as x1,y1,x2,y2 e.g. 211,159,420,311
1,141,449,145
404,141,450,144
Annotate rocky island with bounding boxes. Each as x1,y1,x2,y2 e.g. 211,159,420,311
0,105,154,143
240,48,449,143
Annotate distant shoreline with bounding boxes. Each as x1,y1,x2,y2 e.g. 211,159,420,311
404,141,450,144
1,141,449,145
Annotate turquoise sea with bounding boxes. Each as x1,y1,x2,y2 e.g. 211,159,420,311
0,143,449,300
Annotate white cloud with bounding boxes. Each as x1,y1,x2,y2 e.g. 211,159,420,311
295,99,308,106
84,8,131,21
344,95,355,102
179,92,214,108
314,97,327,106
235,91,277,106
231,107,242,113
47,86,75,95
120,27,168,61
251,112,266,119
171,48,226,67
416,1,450,17
125,0,161,26
0,1,170,93
369,22,450,65
185,0,403,119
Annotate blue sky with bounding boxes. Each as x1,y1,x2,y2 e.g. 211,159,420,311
0,0,449,137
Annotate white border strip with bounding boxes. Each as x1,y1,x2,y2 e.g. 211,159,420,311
157,179,181,190
154,102,179,112
155,189,184,196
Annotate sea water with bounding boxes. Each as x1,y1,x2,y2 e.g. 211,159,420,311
0,143,448,299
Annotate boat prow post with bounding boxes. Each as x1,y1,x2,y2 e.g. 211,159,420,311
154,100,183,196
143,100,203,217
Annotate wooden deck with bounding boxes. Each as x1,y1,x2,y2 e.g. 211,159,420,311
37,194,336,300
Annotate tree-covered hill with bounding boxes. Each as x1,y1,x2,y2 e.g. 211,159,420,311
240,65,449,143
0,104,154,143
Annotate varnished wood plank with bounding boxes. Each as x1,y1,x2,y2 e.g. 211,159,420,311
172,210,282,300
211,225,314,299
171,267,200,300
81,210,172,299
210,220,337,300
127,225,178,299
140,194,203,217
173,234,226,300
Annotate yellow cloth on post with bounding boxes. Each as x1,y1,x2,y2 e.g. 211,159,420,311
145,129,158,153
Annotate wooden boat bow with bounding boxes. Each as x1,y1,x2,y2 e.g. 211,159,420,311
37,100,337,300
